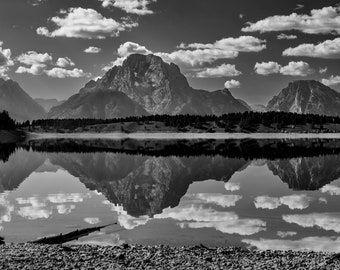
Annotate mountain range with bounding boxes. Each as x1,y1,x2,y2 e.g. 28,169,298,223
2,54,340,121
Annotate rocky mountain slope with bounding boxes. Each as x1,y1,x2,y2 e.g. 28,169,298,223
49,54,249,119
34,98,65,113
0,78,46,121
267,80,340,116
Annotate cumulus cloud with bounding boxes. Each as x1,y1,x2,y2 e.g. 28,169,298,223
84,46,102,54
44,67,89,78
254,61,281,76
319,67,328,74
283,212,340,233
224,182,241,192
37,8,138,39
157,205,266,235
84,217,101,225
47,193,91,203
242,6,340,35
17,206,52,220
320,184,340,195
56,57,75,68
16,64,47,75
254,61,313,76
17,51,52,65
0,193,14,225
254,194,313,210
0,42,15,79
192,64,242,78
224,80,241,89
254,196,281,209
243,236,340,253
277,33,297,40
56,204,75,215
99,0,157,15
15,51,89,78
105,37,266,70
321,76,340,87
283,38,340,59
277,231,297,238
188,193,242,208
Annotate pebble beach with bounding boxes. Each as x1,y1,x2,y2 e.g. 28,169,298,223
1,244,340,270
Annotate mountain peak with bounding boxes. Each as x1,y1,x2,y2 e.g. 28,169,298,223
49,53,249,118
267,80,340,116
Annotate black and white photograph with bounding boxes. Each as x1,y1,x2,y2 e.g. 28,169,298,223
1,0,340,269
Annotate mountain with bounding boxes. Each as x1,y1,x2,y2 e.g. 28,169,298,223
0,78,46,121
250,104,268,112
267,80,340,116
47,89,147,119
49,54,249,119
34,98,65,113
267,155,340,191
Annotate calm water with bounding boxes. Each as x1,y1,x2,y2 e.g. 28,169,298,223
1,138,340,252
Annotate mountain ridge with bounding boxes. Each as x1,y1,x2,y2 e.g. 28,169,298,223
48,54,249,119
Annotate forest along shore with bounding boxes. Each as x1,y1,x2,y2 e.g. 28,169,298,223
1,244,339,269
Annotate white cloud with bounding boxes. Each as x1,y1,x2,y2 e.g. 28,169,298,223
17,206,52,220
47,193,91,203
107,37,266,70
0,42,14,79
283,38,340,59
320,184,340,195
37,8,138,39
17,51,53,65
84,217,101,225
254,194,313,210
243,236,340,253
156,205,266,235
16,64,47,75
189,193,242,208
321,76,340,87
279,194,312,210
224,182,240,192
84,46,102,54
29,0,45,6
100,0,157,15
56,204,75,215
224,80,241,89
242,6,340,35
0,193,14,225
118,41,152,57
319,67,328,74
254,196,281,210
283,213,340,233
254,61,313,76
44,67,89,78
56,57,75,68
277,231,297,238
277,33,297,40
254,61,281,76
193,64,242,78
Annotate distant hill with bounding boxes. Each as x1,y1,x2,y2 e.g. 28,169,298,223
49,54,249,119
0,78,45,121
267,80,340,116
34,98,65,113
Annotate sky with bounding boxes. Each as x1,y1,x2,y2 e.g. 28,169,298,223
0,0,340,105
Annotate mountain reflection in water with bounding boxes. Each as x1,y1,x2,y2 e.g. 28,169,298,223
1,138,340,251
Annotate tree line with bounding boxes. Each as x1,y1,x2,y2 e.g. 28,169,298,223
18,111,340,131
0,110,16,130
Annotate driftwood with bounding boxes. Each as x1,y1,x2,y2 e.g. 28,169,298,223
30,223,117,244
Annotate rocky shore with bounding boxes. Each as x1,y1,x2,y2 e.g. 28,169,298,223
1,243,340,269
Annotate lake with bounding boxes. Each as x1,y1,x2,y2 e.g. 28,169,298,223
1,138,340,252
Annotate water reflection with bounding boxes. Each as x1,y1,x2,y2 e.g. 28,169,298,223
1,138,340,250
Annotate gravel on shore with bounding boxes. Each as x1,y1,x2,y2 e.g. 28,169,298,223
1,244,340,270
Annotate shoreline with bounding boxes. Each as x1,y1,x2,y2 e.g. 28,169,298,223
1,243,338,269
28,131,340,140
